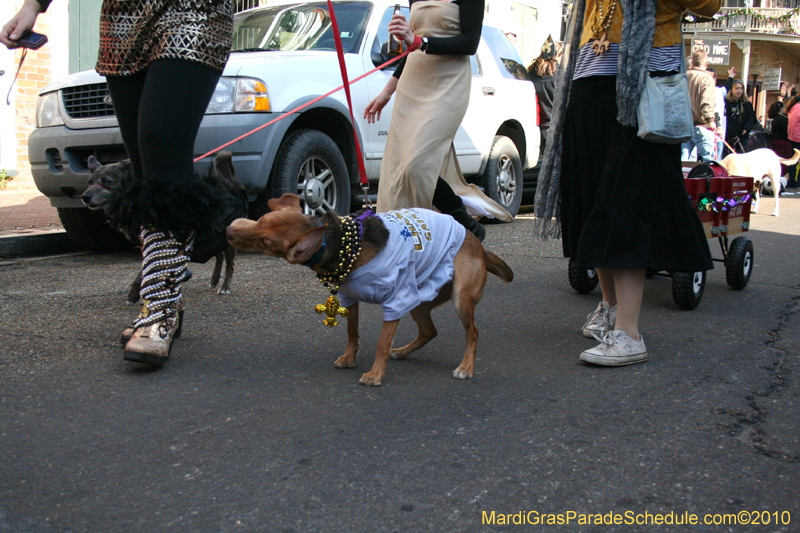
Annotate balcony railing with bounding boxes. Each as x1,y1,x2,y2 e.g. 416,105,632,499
684,7,800,36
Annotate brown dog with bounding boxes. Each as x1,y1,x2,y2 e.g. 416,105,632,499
226,193,513,386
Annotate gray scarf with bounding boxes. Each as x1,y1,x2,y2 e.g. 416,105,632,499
533,0,657,239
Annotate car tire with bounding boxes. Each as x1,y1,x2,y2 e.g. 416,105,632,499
252,129,351,218
479,135,523,218
57,207,132,252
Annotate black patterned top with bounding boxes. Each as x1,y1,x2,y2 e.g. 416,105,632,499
34,0,232,75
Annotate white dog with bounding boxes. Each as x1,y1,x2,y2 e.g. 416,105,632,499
718,148,800,217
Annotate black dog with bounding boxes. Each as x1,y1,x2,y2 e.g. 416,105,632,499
82,152,248,301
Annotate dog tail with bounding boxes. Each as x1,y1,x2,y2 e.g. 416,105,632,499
214,151,247,193
484,251,513,283
779,149,800,166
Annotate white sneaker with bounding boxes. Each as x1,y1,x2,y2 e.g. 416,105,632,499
581,301,617,338
580,329,648,366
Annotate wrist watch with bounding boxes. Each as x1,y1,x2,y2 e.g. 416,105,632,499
420,37,429,52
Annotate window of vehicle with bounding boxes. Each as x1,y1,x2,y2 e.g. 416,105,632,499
232,1,372,54
482,25,529,81
470,54,481,77
372,5,411,68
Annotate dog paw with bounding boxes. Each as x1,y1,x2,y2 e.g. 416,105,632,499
216,288,231,295
358,371,383,386
452,366,473,380
334,355,355,368
390,349,409,360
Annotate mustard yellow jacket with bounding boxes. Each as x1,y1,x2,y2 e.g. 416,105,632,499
579,0,721,49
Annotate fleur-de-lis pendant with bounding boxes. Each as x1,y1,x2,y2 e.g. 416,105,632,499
591,32,610,55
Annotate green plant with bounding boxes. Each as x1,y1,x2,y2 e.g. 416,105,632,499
0,169,12,190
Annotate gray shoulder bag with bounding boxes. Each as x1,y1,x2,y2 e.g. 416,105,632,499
636,42,694,144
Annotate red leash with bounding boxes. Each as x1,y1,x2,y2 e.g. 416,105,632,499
326,0,368,193
195,10,415,200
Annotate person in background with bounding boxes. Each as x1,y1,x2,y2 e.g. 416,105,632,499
527,34,563,161
681,49,716,162
533,0,716,367
1,0,236,366
707,66,726,160
786,94,800,188
767,100,795,186
364,0,513,242
768,101,789,148
724,75,756,155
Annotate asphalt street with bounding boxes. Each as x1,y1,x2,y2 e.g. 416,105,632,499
1,195,798,533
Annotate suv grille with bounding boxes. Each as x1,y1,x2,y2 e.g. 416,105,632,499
61,83,115,119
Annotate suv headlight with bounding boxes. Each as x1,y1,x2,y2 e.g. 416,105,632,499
36,92,64,127
206,77,270,113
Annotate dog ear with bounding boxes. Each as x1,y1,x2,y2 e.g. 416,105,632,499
88,155,102,172
268,193,302,212
287,224,327,264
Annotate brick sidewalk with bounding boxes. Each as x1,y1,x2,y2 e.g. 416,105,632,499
0,190,62,237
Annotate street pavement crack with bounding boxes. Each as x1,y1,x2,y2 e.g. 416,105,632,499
716,293,800,463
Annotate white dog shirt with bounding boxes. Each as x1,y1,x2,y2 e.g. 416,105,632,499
336,209,467,321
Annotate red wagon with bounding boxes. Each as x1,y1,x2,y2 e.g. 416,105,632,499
567,162,755,309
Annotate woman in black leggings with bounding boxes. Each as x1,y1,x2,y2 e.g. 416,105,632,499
2,0,235,366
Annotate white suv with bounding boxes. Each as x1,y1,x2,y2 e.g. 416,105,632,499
28,0,539,250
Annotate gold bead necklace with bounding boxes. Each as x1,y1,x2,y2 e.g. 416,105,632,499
590,0,618,38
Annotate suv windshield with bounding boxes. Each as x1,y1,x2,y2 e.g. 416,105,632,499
232,1,372,54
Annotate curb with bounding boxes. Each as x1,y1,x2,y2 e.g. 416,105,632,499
0,229,82,260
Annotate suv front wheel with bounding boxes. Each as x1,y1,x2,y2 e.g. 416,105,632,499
479,135,523,218
57,207,132,252
253,129,351,218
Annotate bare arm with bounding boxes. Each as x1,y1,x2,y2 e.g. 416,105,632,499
363,76,399,124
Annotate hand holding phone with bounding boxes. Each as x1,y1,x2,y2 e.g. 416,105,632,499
16,30,47,50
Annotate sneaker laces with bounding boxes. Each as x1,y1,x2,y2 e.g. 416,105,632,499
591,329,618,345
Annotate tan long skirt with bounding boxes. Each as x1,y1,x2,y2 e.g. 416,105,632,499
376,1,512,222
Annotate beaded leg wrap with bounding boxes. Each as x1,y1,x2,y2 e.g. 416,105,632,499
133,228,193,330
123,228,194,365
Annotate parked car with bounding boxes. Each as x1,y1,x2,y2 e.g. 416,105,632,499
28,0,539,250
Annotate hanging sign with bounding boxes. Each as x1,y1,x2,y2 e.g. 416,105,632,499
764,68,782,91
691,38,730,66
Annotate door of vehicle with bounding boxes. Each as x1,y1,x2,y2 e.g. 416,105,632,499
361,4,409,177
453,52,486,175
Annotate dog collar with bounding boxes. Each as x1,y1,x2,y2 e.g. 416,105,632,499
355,209,375,240
302,237,326,268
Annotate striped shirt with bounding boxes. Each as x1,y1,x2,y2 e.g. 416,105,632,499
573,43,684,80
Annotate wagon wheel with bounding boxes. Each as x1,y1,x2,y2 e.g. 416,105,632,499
568,259,599,294
672,271,706,310
725,236,754,290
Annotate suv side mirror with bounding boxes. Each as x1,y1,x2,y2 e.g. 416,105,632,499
371,35,390,67
370,36,402,70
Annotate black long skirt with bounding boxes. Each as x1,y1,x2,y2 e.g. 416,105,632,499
560,76,714,272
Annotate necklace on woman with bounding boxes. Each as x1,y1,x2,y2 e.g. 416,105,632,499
590,0,617,55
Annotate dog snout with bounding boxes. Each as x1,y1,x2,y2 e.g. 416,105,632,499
81,185,111,209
